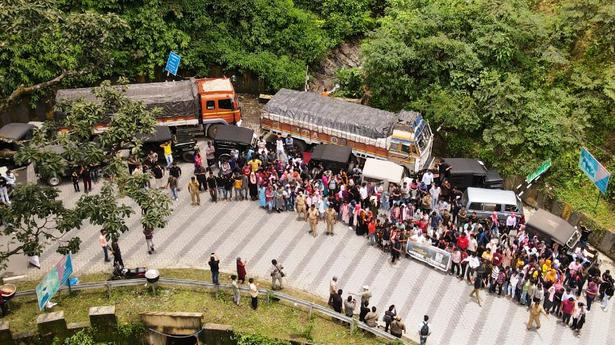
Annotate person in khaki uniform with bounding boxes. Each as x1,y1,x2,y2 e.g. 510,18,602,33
295,193,307,220
325,205,337,236
527,300,548,330
307,204,320,237
187,176,200,206
390,315,406,338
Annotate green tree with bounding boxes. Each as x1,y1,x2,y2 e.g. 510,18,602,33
0,184,82,269
0,79,172,269
0,0,128,108
362,0,614,177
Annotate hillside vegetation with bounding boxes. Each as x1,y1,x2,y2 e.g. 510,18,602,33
1,0,613,224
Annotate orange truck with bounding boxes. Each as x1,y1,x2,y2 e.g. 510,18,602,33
261,89,434,173
55,77,241,137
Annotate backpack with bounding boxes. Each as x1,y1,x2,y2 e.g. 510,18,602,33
420,321,429,336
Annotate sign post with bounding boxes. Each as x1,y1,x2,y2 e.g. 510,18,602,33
164,51,181,76
578,147,611,213
516,159,552,195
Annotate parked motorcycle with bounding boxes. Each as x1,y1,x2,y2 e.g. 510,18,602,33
110,263,147,280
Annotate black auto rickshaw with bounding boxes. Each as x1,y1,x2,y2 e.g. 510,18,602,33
440,158,503,190
308,144,353,174
213,125,255,160
138,126,198,163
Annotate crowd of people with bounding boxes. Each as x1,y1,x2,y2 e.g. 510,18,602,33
94,133,612,341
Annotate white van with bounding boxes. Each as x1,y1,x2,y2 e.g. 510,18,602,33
361,158,405,189
462,187,523,221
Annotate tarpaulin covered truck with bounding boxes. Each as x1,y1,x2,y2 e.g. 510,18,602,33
55,77,241,138
261,89,434,173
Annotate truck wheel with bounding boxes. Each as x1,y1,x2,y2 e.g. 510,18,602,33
206,124,220,139
182,151,194,162
47,175,60,186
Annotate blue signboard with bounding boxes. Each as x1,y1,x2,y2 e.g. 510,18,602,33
165,51,181,76
579,147,610,194
35,253,73,310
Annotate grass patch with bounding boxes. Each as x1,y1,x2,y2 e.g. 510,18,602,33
553,180,615,231
5,269,389,345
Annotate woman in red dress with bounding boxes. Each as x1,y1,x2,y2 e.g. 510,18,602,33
236,257,247,284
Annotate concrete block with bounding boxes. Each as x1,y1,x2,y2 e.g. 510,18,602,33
141,311,203,336
201,323,234,345
11,330,37,345
0,321,14,345
36,311,67,338
89,305,117,331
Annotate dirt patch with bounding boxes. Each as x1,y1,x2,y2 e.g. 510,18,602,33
309,40,362,93
237,93,264,135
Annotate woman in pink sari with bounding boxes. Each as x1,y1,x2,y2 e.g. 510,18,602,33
340,200,351,224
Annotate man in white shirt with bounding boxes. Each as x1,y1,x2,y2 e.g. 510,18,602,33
359,183,369,207
421,171,434,189
329,276,338,305
463,253,480,282
429,184,441,211
276,137,286,162
506,212,517,229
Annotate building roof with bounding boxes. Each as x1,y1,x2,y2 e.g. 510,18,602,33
465,187,518,206
526,209,577,246
265,89,398,139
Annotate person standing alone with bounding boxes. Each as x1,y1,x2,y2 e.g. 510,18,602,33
419,315,431,345
325,205,337,236
99,230,110,262
188,176,200,206
161,140,173,168
271,259,285,290
527,299,548,330
231,275,240,306
110,238,123,267
307,204,319,237
143,225,155,254
249,278,258,310
208,253,220,285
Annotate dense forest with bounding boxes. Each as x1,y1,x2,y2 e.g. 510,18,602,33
1,0,614,223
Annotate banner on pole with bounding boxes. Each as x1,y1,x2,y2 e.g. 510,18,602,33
579,147,610,194
35,253,73,310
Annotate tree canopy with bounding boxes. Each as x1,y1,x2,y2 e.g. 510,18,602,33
0,80,172,269
361,0,615,189
1,0,384,107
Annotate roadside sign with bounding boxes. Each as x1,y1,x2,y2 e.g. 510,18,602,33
579,147,610,194
35,253,73,310
165,51,181,76
525,159,551,184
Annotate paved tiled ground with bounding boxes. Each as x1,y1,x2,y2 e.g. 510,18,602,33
27,154,615,345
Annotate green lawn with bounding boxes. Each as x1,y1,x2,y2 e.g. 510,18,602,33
4,269,398,345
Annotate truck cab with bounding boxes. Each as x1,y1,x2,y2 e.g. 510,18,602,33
196,78,241,137
387,111,433,173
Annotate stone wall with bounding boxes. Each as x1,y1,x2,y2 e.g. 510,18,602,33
0,307,282,345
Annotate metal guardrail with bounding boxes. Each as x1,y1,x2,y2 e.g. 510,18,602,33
12,277,404,343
